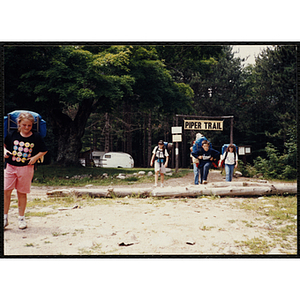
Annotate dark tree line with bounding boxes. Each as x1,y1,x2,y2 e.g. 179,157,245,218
4,44,297,171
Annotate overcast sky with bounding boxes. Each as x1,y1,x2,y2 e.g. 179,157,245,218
232,45,272,65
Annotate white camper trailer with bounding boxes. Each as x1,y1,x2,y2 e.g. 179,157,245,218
101,152,134,168
92,151,105,167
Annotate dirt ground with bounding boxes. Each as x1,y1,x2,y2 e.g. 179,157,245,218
3,170,297,256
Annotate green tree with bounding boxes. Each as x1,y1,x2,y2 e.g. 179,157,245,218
240,45,297,157
81,46,195,166
9,46,135,166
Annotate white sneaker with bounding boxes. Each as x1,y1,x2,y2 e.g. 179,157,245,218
161,183,164,188
4,218,8,228
18,218,27,229
203,180,208,184
154,183,158,187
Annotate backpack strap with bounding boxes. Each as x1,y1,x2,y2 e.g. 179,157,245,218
224,150,236,162
155,146,166,166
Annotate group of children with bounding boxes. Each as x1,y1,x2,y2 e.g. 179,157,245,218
151,133,238,187
190,133,238,185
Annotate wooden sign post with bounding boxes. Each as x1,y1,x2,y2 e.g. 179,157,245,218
174,115,234,171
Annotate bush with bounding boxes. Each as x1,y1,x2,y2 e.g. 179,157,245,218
238,161,257,178
281,165,297,179
253,143,296,180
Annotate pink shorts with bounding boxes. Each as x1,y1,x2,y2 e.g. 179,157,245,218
4,164,34,194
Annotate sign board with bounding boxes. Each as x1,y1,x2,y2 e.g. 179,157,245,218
184,120,223,130
171,126,182,134
172,135,182,142
238,147,245,155
238,146,252,156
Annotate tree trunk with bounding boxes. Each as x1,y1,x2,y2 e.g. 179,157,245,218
147,111,152,166
143,113,147,167
104,113,110,153
51,99,95,166
125,103,132,155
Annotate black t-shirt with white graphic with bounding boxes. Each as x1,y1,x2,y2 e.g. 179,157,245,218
5,131,48,166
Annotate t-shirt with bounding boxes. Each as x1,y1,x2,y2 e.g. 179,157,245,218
153,146,169,161
191,147,220,167
221,151,238,165
5,130,48,167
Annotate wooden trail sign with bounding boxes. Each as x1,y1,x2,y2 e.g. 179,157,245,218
184,120,223,130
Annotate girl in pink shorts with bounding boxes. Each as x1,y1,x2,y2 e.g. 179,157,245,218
4,112,48,229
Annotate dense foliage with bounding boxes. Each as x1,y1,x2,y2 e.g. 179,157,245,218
4,44,297,179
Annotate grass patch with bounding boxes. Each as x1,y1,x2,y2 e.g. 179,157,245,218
236,195,297,222
234,237,273,254
26,196,80,210
200,225,215,231
234,195,297,253
26,211,58,217
228,219,236,224
32,165,191,187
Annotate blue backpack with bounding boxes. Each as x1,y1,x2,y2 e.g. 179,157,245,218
221,144,238,155
4,110,47,138
192,136,212,153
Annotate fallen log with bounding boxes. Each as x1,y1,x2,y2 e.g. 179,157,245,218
47,187,153,198
46,182,297,198
208,181,270,187
151,185,275,197
269,183,297,195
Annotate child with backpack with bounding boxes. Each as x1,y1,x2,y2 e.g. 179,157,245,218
150,140,169,187
218,144,238,182
4,112,48,229
191,140,219,184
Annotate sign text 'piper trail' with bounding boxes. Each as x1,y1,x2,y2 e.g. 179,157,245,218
184,120,223,131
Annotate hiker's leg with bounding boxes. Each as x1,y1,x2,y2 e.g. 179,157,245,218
155,171,159,185
17,191,27,217
4,190,13,215
4,164,17,214
225,164,230,181
229,164,234,181
199,166,204,184
193,163,199,184
202,162,211,181
161,173,165,184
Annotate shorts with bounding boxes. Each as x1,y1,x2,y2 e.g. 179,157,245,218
154,160,166,173
4,163,34,194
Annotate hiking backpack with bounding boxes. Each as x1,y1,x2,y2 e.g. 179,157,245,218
163,142,173,155
154,142,173,165
192,136,212,153
4,110,47,138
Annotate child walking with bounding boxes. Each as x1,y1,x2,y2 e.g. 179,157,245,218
219,144,238,181
150,140,169,187
4,112,48,229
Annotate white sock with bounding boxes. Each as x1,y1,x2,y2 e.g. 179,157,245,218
4,214,8,220
18,215,25,220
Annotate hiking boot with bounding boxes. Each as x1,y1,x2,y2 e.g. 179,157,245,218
4,218,8,228
18,218,27,230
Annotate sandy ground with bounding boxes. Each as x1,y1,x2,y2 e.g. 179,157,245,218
3,170,297,256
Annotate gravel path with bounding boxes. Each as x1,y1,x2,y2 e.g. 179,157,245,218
3,170,296,256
